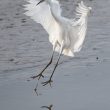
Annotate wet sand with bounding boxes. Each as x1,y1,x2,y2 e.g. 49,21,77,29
0,0,110,110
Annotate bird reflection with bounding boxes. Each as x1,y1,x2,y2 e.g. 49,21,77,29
34,82,39,96
41,105,53,110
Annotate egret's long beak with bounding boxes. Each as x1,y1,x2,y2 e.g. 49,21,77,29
36,0,45,6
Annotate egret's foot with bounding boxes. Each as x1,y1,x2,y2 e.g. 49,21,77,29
31,73,44,80
42,78,53,86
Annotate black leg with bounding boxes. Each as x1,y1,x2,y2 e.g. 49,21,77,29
31,50,55,80
42,46,63,86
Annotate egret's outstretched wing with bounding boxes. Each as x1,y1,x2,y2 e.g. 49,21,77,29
70,1,90,53
24,0,61,35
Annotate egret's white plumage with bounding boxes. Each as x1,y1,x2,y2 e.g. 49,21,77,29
24,0,91,57
24,0,91,85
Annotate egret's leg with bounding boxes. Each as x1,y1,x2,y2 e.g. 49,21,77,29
31,45,56,80
42,43,64,86
31,51,54,80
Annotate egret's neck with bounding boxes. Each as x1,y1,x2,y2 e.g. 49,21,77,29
48,1,62,23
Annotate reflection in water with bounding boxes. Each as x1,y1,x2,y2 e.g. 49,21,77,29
41,105,53,110
33,77,53,96
34,82,39,96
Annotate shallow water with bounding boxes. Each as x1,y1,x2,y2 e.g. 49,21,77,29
0,0,110,110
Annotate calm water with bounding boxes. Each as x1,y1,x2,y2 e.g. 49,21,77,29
0,0,110,110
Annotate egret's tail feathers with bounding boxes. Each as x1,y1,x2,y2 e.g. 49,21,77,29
63,49,74,57
55,45,74,57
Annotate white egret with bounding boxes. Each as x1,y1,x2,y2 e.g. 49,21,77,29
24,0,92,86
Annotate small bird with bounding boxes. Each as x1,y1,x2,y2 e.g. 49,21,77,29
24,0,92,86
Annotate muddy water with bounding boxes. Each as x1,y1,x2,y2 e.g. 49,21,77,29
0,0,110,110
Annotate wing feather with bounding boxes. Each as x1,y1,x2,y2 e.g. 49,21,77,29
24,0,61,35
24,0,90,57
70,1,89,53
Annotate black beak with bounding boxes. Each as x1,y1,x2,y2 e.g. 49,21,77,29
36,0,45,6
